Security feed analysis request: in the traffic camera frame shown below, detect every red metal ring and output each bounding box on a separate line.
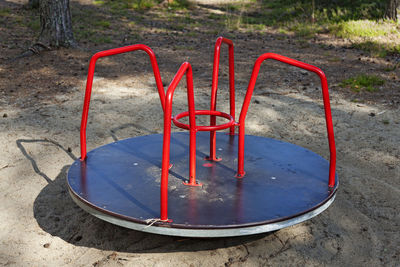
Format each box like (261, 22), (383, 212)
(172, 110), (235, 131)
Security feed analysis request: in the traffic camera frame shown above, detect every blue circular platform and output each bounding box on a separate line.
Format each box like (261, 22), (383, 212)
(67, 132), (338, 237)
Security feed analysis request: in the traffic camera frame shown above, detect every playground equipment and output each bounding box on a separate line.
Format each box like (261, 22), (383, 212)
(67, 37), (338, 237)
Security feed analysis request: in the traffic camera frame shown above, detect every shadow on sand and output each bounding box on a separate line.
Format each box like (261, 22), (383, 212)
(20, 136), (269, 253)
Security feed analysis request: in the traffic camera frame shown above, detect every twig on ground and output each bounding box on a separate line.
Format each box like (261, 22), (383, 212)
(0, 164), (9, 170)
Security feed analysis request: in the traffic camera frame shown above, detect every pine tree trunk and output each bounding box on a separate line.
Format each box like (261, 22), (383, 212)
(384, 0), (398, 21)
(38, 0), (77, 47)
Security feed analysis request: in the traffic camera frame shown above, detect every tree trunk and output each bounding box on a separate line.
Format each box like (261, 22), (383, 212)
(39, 0), (77, 47)
(384, 0), (398, 21)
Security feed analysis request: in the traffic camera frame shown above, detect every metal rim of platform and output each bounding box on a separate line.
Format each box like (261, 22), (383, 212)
(69, 189), (336, 237)
(67, 132), (338, 237)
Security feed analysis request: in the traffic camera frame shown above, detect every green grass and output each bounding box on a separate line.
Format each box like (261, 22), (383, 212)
(262, 0), (386, 23)
(327, 56), (341, 62)
(26, 19), (40, 31)
(69, 0), (399, 57)
(289, 23), (320, 38)
(72, 6), (116, 44)
(173, 45), (194, 50)
(383, 62), (400, 71)
(90, 36), (112, 44)
(94, 0), (192, 11)
(330, 20), (398, 38)
(167, 0), (193, 10)
(94, 0), (160, 11)
(209, 0), (399, 56)
(208, 13), (220, 20)
(75, 27), (113, 44)
(340, 74), (385, 92)
(352, 40), (400, 57)
(186, 31), (198, 37)
(93, 20), (111, 29)
(75, 28), (95, 40)
(0, 7), (11, 16)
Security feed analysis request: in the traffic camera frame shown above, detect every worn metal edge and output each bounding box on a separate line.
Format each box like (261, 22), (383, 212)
(69, 189), (336, 238)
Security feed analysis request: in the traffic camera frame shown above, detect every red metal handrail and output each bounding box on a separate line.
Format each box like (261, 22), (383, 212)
(209, 37), (235, 161)
(80, 44), (165, 160)
(237, 53), (336, 188)
(160, 62), (197, 221)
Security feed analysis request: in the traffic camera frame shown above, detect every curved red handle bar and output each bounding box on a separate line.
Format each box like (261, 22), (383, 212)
(210, 37), (235, 130)
(80, 44), (165, 160)
(237, 53), (337, 188)
(209, 37), (236, 160)
(160, 62), (196, 221)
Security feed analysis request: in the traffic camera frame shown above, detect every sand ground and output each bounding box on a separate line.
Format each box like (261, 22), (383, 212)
(0, 0), (399, 266)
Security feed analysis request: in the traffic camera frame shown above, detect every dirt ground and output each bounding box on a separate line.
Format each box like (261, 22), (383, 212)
(0, 0), (399, 266)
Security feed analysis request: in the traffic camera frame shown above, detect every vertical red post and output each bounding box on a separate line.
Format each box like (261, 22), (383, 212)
(186, 66), (198, 185)
(160, 97), (172, 221)
(209, 37), (235, 161)
(237, 53), (336, 188)
(228, 43), (235, 135)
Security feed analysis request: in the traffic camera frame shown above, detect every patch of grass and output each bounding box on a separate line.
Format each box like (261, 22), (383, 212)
(340, 74), (385, 92)
(93, 20), (111, 29)
(109, 7), (128, 16)
(75, 29), (96, 40)
(208, 13), (220, 20)
(217, 0), (397, 45)
(72, 6), (117, 44)
(290, 23), (319, 38)
(173, 24), (185, 31)
(327, 56), (341, 62)
(0, 7), (11, 16)
(90, 36), (112, 44)
(206, 29), (220, 35)
(224, 3), (240, 12)
(95, 0), (161, 11)
(278, 28), (290, 35)
(173, 45), (194, 50)
(75, 26), (112, 44)
(271, 0), (386, 22)
(296, 38), (310, 48)
(128, 21), (136, 28)
(186, 32), (198, 37)
(330, 20), (397, 38)
(14, 15), (24, 25)
(261, 1), (311, 25)
(182, 13), (195, 24)
(383, 62), (399, 72)
(167, 0), (194, 10)
(224, 16), (240, 31)
(250, 23), (266, 31)
(26, 19), (40, 31)
(352, 40), (400, 57)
